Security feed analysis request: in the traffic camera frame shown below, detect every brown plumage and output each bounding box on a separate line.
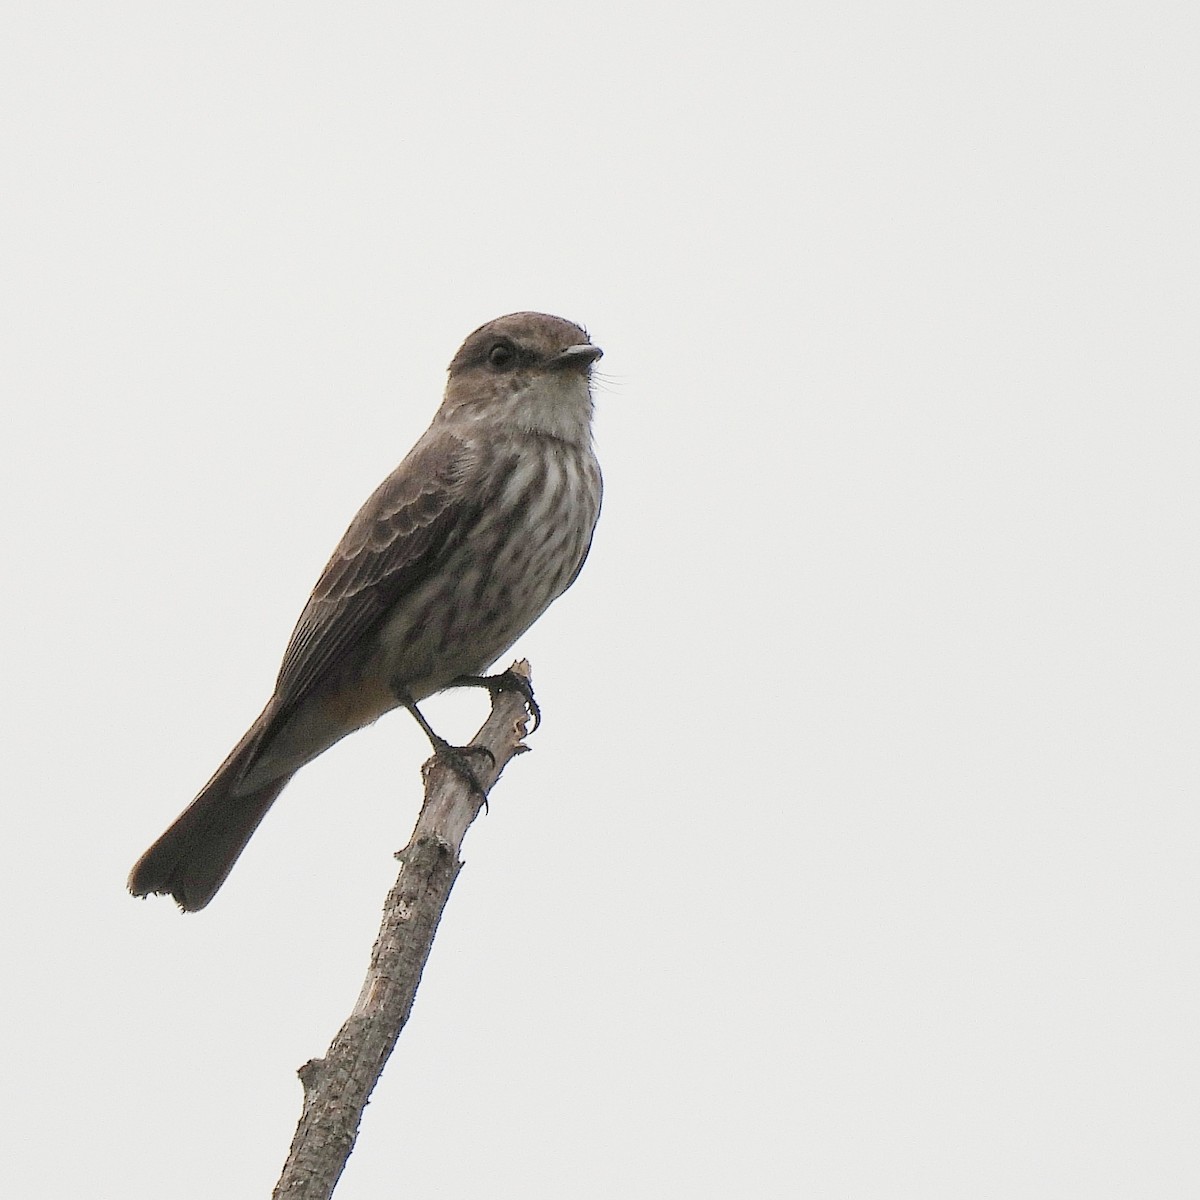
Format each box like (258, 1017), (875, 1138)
(129, 313), (603, 910)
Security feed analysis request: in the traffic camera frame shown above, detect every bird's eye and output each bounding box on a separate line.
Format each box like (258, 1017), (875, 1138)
(488, 342), (516, 369)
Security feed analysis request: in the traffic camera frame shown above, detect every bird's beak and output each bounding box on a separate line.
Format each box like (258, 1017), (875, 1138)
(548, 343), (603, 370)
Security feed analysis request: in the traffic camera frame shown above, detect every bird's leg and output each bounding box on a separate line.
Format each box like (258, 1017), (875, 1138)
(400, 696), (495, 803)
(448, 668), (542, 733)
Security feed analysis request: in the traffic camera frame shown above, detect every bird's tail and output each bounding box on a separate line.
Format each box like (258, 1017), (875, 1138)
(128, 711), (291, 912)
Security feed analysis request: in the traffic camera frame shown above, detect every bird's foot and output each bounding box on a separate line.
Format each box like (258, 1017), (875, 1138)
(427, 736), (496, 806)
(400, 695), (497, 807)
(451, 668), (541, 733)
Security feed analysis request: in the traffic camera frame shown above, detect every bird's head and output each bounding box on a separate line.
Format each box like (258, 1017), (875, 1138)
(442, 312), (603, 444)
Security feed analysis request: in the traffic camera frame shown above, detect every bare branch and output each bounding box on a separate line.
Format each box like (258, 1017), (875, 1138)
(273, 660), (536, 1200)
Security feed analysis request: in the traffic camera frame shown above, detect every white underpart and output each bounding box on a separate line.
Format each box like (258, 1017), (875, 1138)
(508, 368), (595, 444)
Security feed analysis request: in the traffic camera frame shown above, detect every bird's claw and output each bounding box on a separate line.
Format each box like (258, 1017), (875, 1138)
(451, 669), (541, 733)
(429, 738), (495, 807)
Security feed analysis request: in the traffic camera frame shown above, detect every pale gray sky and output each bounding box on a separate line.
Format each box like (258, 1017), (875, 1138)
(3, 3), (1197, 1197)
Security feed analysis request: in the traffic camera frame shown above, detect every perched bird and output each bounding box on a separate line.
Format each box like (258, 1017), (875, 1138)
(129, 312), (603, 911)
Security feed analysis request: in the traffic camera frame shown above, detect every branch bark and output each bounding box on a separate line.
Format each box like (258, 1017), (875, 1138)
(272, 660), (536, 1200)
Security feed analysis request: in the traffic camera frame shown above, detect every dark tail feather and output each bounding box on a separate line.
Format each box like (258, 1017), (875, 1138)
(129, 715), (291, 911)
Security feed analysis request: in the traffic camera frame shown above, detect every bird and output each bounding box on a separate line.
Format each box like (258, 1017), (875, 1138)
(129, 312), (603, 911)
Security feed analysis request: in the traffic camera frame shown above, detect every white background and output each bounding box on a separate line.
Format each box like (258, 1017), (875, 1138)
(2, 3), (1197, 1196)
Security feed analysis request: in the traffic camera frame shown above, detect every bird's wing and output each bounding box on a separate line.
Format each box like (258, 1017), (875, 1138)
(272, 429), (479, 712)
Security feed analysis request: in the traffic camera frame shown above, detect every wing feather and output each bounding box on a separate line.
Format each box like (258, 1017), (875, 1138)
(272, 429), (476, 711)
